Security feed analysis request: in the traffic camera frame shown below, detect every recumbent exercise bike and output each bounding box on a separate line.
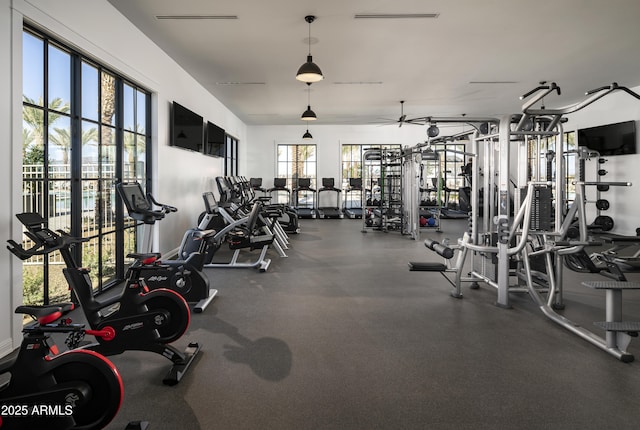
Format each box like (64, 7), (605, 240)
(115, 181), (217, 313)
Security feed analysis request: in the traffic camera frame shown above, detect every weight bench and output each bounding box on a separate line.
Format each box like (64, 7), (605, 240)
(409, 236), (468, 298)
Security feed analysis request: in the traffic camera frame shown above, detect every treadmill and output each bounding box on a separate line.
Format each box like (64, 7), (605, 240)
(343, 178), (363, 219)
(317, 178), (343, 219)
(294, 177), (317, 218)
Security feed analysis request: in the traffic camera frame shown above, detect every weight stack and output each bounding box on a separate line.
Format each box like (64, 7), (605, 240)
(523, 186), (553, 231)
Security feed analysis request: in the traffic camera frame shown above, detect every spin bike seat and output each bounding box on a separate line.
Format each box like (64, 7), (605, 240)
(128, 252), (162, 264)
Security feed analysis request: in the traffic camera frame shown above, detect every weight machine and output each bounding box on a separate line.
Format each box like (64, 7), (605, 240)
(412, 82), (640, 361)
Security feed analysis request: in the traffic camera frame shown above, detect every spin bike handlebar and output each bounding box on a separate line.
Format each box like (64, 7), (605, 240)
(7, 229), (87, 260)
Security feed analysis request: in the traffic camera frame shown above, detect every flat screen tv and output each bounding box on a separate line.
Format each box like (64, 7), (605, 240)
(205, 121), (226, 157)
(170, 102), (204, 152)
(578, 120), (637, 156)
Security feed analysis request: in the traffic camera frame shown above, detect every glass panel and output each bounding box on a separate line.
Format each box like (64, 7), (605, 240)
(22, 258), (44, 305)
(81, 62), (99, 121)
(47, 44), (71, 112)
(123, 131), (136, 179)
(49, 250), (71, 303)
(565, 131), (576, 205)
(23, 106), (45, 167)
(123, 83), (134, 131)
(101, 72), (117, 126)
(100, 179), (116, 231)
(82, 179), (99, 230)
(123, 226), (137, 257)
(101, 125), (116, 178)
(48, 115), (71, 177)
(277, 145), (291, 162)
(49, 181), (71, 225)
(101, 232), (117, 286)
(135, 134), (147, 178)
(136, 90), (146, 134)
(82, 120), (99, 178)
(23, 180), (45, 214)
(23, 32), (44, 105)
(82, 237), (101, 294)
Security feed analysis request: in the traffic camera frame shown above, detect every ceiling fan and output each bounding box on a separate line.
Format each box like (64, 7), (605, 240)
(377, 101), (422, 127)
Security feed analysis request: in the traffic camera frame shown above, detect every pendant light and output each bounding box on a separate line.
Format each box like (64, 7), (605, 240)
(296, 15), (324, 83)
(301, 83), (317, 121)
(302, 128), (313, 140)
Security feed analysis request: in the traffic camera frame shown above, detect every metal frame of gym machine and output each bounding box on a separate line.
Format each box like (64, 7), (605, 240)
(361, 145), (405, 233)
(403, 119), (495, 240)
(439, 82), (640, 361)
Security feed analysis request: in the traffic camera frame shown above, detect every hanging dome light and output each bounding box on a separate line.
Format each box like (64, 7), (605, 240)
(296, 16), (324, 83)
(302, 128), (313, 140)
(301, 106), (317, 121)
(301, 83), (317, 121)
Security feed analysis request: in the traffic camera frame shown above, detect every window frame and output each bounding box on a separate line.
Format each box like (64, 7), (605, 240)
(21, 25), (152, 305)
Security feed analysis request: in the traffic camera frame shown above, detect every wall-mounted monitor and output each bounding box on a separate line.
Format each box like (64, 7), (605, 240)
(205, 121), (226, 158)
(170, 101), (204, 152)
(578, 120), (637, 156)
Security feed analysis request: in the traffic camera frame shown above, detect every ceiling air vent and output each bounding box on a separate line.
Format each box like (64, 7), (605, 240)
(354, 13), (439, 19)
(156, 15), (238, 20)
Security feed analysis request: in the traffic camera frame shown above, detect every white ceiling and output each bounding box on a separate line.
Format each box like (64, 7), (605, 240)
(107, 0), (640, 126)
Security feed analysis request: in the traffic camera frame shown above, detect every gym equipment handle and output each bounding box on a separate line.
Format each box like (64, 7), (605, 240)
(424, 238), (454, 259)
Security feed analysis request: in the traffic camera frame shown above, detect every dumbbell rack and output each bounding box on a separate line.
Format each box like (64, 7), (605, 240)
(578, 151), (631, 232)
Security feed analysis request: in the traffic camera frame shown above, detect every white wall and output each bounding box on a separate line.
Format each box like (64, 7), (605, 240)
(246, 124), (433, 190)
(247, 91), (640, 236)
(1, 0), (246, 356)
(562, 87), (640, 235)
(1, 0), (19, 356)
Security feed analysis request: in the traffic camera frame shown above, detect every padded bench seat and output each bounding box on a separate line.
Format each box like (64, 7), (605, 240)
(408, 262), (448, 272)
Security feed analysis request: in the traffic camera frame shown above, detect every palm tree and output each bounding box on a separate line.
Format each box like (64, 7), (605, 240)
(293, 144), (315, 187)
(22, 96), (69, 163)
(101, 73), (116, 150)
(123, 124), (146, 177)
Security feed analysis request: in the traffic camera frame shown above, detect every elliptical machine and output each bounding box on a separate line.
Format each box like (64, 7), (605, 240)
(0, 302), (123, 429)
(115, 181), (217, 313)
(7, 212), (201, 386)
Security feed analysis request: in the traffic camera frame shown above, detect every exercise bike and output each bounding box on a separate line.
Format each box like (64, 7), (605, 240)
(116, 181), (217, 313)
(7, 212), (201, 386)
(0, 302), (123, 429)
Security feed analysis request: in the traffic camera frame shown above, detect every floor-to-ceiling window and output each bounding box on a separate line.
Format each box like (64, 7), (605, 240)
(276, 144), (316, 204)
(431, 143), (467, 207)
(341, 144), (363, 209)
(564, 131), (577, 209)
(21, 26), (151, 305)
(225, 134), (239, 176)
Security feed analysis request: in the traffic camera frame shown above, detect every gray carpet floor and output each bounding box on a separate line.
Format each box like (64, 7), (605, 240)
(103, 218), (640, 430)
